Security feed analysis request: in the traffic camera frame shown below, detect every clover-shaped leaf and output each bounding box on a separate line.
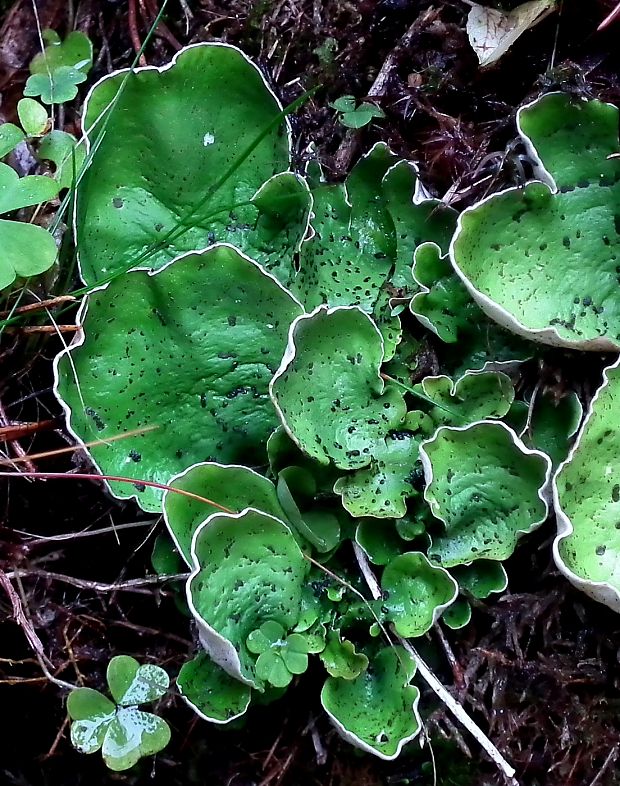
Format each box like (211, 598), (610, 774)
(421, 422), (551, 567)
(246, 620), (310, 688)
(0, 161), (58, 214)
(331, 95), (385, 128)
(67, 656), (170, 771)
(39, 130), (86, 190)
(30, 29), (93, 76)
(381, 552), (458, 637)
(553, 358), (620, 611)
(319, 630), (368, 679)
(106, 655), (169, 706)
(25, 66), (87, 105)
(177, 652), (251, 724)
(187, 509), (308, 687)
(0, 162), (59, 291)
(270, 306), (406, 471)
(0, 123), (25, 157)
(54, 245), (303, 512)
(321, 646), (420, 760)
(452, 93), (620, 350)
(0, 220), (58, 291)
(76, 43), (311, 286)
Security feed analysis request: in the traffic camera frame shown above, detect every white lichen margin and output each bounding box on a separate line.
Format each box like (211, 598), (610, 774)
(186, 506), (303, 688)
(552, 356), (620, 613)
(52, 243), (304, 512)
(449, 92), (620, 352)
(74, 41), (310, 283)
(352, 542), (520, 785)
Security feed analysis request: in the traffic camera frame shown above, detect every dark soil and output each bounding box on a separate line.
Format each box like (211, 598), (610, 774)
(1, 2), (620, 785)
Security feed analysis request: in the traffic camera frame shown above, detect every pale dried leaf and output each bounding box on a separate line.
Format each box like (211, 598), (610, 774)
(466, 1), (555, 67)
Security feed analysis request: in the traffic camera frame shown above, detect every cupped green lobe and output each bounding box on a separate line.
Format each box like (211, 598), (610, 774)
(106, 656), (169, 706)
(270, 306), (406, 471)
(381, 552), (457, 637)
(321, 646), (420, 760)
(77, 43), (310, 285)
(452, 94), (620, 349)
(422, 422), (550, 566)
(55, 245), (303, 512)
(164, 463), (286, 565)
(177, 653), (251, 723)
(554, 361), (620, 611)
(187, 509), (308, 687)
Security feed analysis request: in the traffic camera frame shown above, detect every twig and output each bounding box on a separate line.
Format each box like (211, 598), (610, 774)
(434, 623), (465, 690)
(2, 324), (81, 334)
(0, 420), (56, 441)
(0, 424), (158, 466)
(1, 570), (75, 690)
(0, 398), (35, 472)
(0, 295), (76, 318)
(352, 543), (520, 786)
(128, 0), (147, 65)
(598, 2), (620, 31)
(15, 519), (155, 544)
(5, 567), (188, 594)
(587, 745), (619, 786)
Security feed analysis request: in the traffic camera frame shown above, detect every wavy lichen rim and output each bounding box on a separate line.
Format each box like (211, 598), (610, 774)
(552, 355), (620, 612)
(390, 551), (460, 633)
(52, 242), (304, 512)
(162, 461), (273, 567)
(185, 506), (302, 688)
(419, 419), (553, 565)
(177, 671), (251, 726)
(75, 41), (307, 288)
(268, 304), (392, 468)
(319, 651), (422, 761)
(449, 92), (620, 352)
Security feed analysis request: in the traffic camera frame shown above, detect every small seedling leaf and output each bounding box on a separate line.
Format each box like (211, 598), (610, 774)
(17, 98), (48, 137)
